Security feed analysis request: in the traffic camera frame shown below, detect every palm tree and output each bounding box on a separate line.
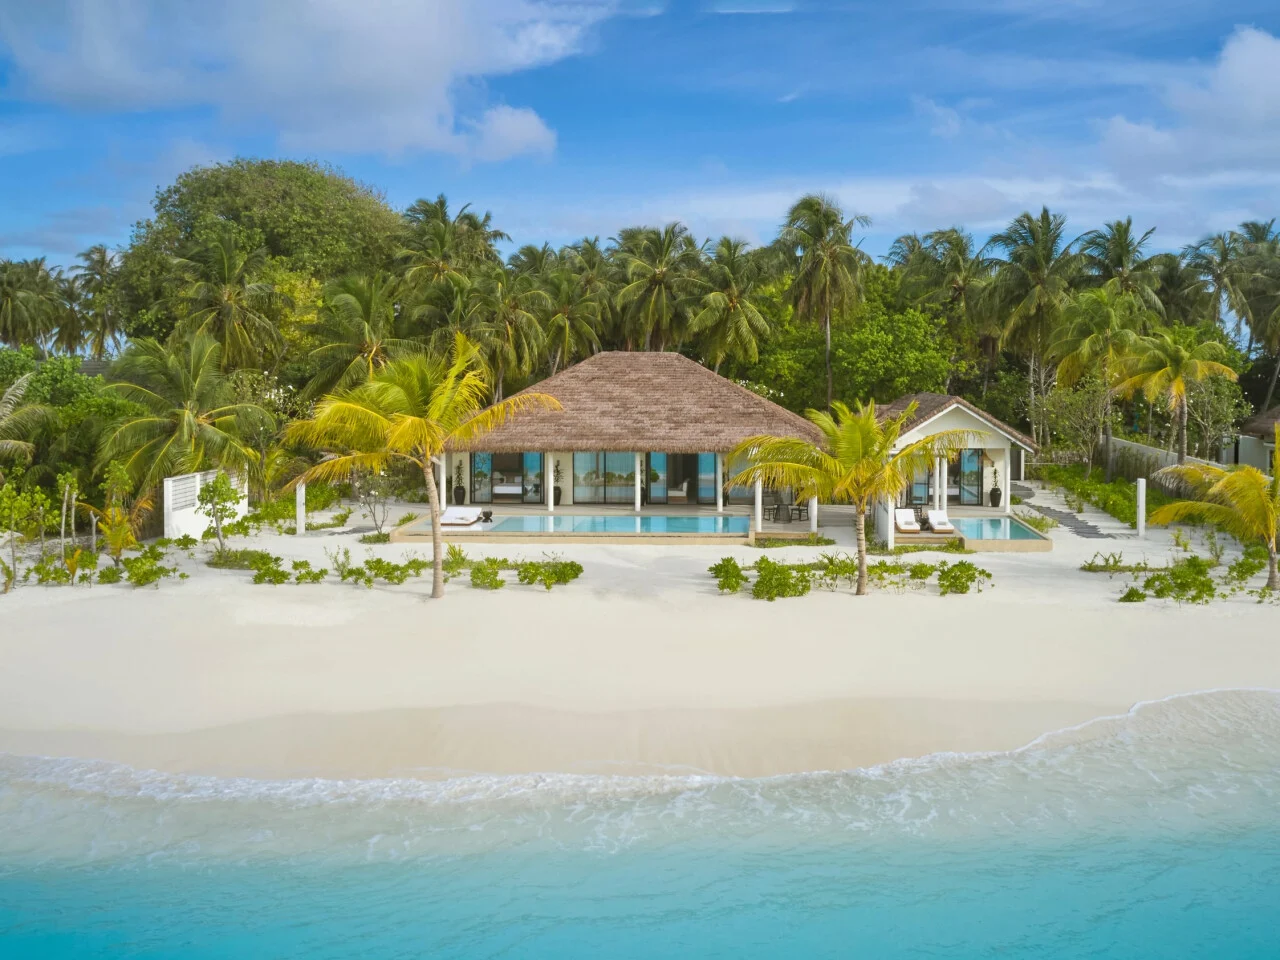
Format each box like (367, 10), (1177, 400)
(404, 195), (509, 269)
(99, 335), (274, 492)
(1113, 330), (1237, 463)
(0, 373), (54, 482)
(541, 271), (600, 375)
(304, 272), (420, 398)
(1150, 429), (1280, 589)
(615, 223), (703, 352)
(508, 243), (558, 278)
(728, 400), (972, 595)
(73, 244), (123, 359)
(468, 267), (549, 400)
(170, 228), (284, 369)
(1052, 282), (1146, 478)
(687, 237), (771, 371)
(987, 208), (1082, 443)
(1077, 218), (1164, 313)
(777, 195), (872, 408)
(1183, 233), (1247, 333)
(285, 335), (558, 597)
(0, 258), (59, 349)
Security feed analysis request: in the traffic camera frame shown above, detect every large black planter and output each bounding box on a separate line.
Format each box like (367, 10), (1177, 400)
(453, 485), (467, 506)
(989, 487), (1002, 508)
(554, 486), (563, 506)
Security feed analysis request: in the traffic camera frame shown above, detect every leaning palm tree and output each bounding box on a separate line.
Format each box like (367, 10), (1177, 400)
(1150, 429), (1280, 589)
(303, 272), (420, 398)
(1113, 330), (1237, 464)
(688, 237), (771, 372)
(728, 401), (972, 595)
(285, 335), (558, 598)
(169, 228), (285, 369)
(777, 195), (872, 408)
(99, 335), (274, 493)
(0, 373), (54, 483)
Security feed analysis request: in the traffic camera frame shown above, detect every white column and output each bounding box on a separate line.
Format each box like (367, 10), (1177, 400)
(1002, 454), (1011, 515)
(437, 456), (447, 506)
(634, 452), (642, 512)
(933, 457), (942, 509)
(546, 452), (554, 512)
(754, 478), (763, 533)
(809, 496), (818, 534)
(715, 453), (724, 513)
(1136, 478), (1146, 539)
(295, 482), (306, 536)
(939, 458), (949, 511)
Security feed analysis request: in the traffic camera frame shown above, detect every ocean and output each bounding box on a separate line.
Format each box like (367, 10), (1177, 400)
(1, 689), (1278, 959)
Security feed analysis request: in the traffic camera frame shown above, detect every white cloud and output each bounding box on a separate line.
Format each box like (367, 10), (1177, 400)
(912, 97), (962, 139)
(0, 0), (617, 160)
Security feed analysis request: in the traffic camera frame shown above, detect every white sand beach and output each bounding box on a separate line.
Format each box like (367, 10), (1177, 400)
(2, 491), (1278, 780)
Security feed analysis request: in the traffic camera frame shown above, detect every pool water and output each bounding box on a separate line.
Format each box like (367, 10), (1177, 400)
(950, 516), (1043, 540)
(487, 514), (751, 535)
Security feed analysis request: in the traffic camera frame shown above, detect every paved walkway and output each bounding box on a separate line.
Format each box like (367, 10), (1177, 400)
(1012, 482), (1117, 540)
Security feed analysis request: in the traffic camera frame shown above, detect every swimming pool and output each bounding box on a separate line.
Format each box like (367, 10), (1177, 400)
(950, 516), (1044, 540)
(486, 514), (751, 535)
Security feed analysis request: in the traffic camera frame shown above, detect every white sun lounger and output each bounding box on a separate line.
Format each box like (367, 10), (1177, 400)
(926, 509), (956, 534)
(894, 509), (921, 534)
(440, 507), (483, 526)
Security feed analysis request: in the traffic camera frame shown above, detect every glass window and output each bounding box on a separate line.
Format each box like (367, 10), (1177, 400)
(522, 452), (543, 503)
(470, 453), (492, 503)
(573, 452), (603, 504)
(647, 453), (667, 504)
(726, 453), (752, 504)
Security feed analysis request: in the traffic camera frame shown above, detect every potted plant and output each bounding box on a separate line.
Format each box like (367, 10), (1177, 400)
(989, 467), (1002, 508)
(453, 462), (466, 506)
(553, 459), (564, 506)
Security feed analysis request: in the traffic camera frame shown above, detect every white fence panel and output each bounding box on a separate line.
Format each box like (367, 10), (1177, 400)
(162, 470), (248, 539)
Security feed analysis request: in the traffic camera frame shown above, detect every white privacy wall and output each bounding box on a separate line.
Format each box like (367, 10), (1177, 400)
(162, 470), (248, 539)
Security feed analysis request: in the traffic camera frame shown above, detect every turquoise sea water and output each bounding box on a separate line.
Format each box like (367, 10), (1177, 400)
(2, 690), (1279, 959)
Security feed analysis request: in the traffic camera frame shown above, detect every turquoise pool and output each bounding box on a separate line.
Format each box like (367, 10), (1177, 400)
(487, 514), (751, 535)
(950, 516), (1044, 540)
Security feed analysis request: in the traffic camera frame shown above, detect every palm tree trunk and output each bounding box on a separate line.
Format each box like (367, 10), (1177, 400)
(824, 306), (834, 409)
(1177, 399), (1189, 464)
(1262, 356), (1280, 414)
(423, 459), (445, 599)
(494, 364), (505, 403)
(60, 486), (68, 560)
(854, 508), (868, 596)
(1028, 355), (1037, 446)
(1268, 544), (1279, 591)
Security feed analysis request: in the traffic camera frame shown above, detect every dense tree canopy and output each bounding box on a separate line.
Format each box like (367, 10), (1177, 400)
(0, 155), (1275, 518)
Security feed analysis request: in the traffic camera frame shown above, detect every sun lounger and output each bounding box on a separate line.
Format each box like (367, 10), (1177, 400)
(926, 509), (955, 534)
(440, 507), (483, 526)
(894, 509), (921, 534)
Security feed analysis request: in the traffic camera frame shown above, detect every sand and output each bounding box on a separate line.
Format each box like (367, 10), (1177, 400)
(2, 490), (1278, 780)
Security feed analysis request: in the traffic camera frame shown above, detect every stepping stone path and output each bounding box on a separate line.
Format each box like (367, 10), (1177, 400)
(1011, 482), (1115, 540)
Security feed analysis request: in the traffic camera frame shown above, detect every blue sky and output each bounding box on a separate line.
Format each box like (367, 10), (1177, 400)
(2, 0), (1279, 265)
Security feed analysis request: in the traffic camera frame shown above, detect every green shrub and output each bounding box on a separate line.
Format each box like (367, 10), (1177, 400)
(121, 545), (179, 588)
(1036, 464), (1173, 528)
(516, 558), (584, 590)
(364, 557), (412, 584)
(815, 552), (859, 589)
(470, 559), (505, 590)
(27, 553), (71, 585)
(324, 546), (354, 578)
(1142, 555), (1216, 604)
(1118, 586), (1147, 603)
(291, 560), (328, 584)
(1225, 544), (1268, 587)
(395, 511), (420, 527)
(907, 562), (936, 581)
(709, 556), (747, 593)
(359, 531), (391, 544)
(1080, 551), (1149, 575)
(307, 507), (352, 531)
(173, 534), (198, 552)
(1014, 510), (1057, 533)
(305, 482), (341, 511)
(936, 560), (992, 596)
(751, 556), (811, 601)
(443, 544), (469, 575)
(208, 548), (278, 570)
(97, 565), (122, 584)
(750, 534), (836, 549)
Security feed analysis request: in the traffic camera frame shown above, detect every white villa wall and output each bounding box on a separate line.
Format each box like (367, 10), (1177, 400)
(162, 470), (247, 539)
(1223, 435), (1273, 473)
(895, 406), (1017, 511)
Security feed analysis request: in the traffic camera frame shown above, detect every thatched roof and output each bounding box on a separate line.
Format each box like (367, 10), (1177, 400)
(878, 392), (1038, 451)
(450, 352), (823, 453)
(1241, 405), (1280, 439)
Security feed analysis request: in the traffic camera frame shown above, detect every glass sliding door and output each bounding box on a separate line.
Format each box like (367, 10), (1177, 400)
(604, 452), (635, 503)
(647, 453), (668, 504)
(470, 453), (493, 503)
(573, 452), (602, 503)
(958, 449), (982, 505)
(697, 453), (717, 504)
(522, 452), (544, 503)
